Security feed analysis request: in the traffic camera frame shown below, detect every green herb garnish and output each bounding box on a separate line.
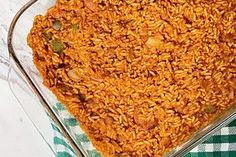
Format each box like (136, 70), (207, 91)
(43, 31), (52, 40)
(51, 39), (64, 53)
(72, 24), (79, 31)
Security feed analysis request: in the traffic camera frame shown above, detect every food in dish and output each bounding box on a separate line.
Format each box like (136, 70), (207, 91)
(27, 0), (236, 156)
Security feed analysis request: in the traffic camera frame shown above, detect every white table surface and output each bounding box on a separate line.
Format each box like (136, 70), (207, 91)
(0, 0), (54, 156)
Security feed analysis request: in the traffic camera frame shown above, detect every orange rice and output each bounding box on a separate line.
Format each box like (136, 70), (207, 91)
(27, 0), (236, 156)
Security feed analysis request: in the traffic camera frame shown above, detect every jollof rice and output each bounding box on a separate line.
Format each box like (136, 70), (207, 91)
(27, 0), (236, 156)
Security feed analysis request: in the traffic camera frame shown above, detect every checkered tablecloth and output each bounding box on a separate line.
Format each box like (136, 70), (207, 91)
(50, 103), (236, 157)
(186, 120), (236, 157)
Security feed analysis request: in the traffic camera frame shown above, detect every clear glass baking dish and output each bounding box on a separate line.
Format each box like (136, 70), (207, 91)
(5, 0), (236, 156)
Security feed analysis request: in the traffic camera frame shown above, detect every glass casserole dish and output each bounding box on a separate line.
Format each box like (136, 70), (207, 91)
(5, 0), (236, 156)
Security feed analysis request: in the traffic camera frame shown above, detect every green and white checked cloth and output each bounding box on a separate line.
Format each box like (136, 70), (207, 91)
(50, 103), (236, 157)
(51, 103), (101, 157)
(186, 120), (236, 157)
